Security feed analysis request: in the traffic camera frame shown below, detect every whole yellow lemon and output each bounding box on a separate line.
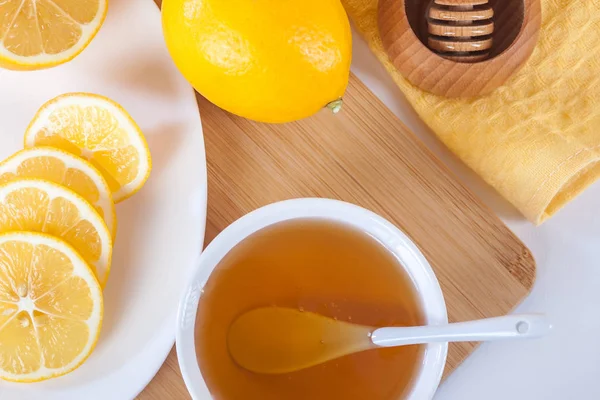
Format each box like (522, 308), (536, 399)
(162, 0), (352, 123)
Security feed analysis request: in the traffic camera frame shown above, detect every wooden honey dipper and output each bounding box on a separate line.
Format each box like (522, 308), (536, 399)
(427, 0), (495, 63)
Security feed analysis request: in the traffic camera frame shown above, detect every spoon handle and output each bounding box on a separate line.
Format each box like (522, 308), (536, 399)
(371, 314), (551, 347)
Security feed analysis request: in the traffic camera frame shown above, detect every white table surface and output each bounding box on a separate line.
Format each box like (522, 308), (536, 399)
(350, 29), (600, 400)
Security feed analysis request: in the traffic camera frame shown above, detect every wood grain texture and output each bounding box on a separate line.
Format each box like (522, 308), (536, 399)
(379, 0), (541, 97)
(138, 72), (535, 398)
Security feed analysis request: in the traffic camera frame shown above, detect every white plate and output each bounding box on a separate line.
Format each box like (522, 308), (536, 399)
(0, 0), (206, 398)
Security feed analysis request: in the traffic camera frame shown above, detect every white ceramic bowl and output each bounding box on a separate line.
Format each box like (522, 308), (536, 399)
(176, 198), (448, 400)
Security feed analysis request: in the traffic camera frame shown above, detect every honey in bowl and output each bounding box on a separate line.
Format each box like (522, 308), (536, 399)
(195, 218), (426, 400)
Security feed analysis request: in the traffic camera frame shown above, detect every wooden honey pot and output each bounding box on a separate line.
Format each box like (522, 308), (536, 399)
(378, 0), (542, 97)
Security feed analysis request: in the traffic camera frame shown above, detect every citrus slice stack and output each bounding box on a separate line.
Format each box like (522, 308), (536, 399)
(0, 92), (151, 382)
(24, 93), (152, 202)
(0, 147), (116, 238)
(0, 0), (108, 70)
(0, 179), (112, 286)
(0, 232), (103, 382)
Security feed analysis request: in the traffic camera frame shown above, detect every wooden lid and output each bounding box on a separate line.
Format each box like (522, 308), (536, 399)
(378, 0), (541, 97)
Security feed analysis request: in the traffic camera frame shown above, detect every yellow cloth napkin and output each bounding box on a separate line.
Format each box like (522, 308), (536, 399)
(342, 0), (600, 224)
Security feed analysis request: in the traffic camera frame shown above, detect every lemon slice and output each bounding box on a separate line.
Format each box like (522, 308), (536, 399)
(0, 147), (116, 238)
(0, 232), (103, 382)
(0, 179), (112, 286)
(24, 93), (152, 202)
(0, 0), (108, 70)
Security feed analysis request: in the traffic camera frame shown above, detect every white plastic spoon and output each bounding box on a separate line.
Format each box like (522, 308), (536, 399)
(228, 306), (551, 374)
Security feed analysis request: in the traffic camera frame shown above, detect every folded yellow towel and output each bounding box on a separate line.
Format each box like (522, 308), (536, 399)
(342, 0), (600, 224)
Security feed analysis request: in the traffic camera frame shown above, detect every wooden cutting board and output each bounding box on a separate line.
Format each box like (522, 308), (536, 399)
(138, 71), (535, 399)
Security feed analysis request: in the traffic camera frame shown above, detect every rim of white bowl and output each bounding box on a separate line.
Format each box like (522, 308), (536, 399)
(176, 198), (448, 400)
